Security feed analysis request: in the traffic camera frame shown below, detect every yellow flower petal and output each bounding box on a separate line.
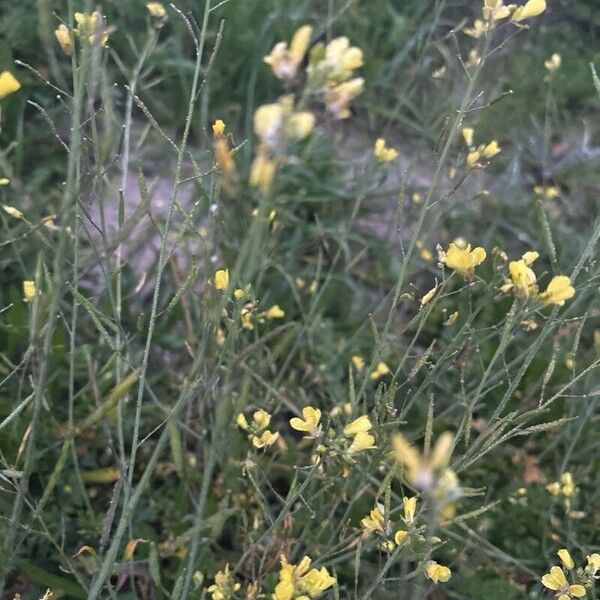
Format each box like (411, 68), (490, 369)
(0, 71), (21, 100)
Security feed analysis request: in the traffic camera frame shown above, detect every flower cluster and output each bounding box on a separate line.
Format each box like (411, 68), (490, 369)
(360, 495), (418, 550)
(462, 127), (501, 168)
(272, 555), (336, 600)
(236, 409), (279, 449)
(55, 11), (109, 55)
(439, 239), (487, 280)
(541, 549), (600, 600)
(207, 564), (241, 600)
(464, 0), (546, 39)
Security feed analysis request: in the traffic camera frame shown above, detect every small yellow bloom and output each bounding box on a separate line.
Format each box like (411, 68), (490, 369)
(403, 496), (417, 524)
(360, 505), (385, 535)
(0, 178), (9, 185)
(440, 240), (486, 280)
(585, 553), (600, 576)
(369, 361), (390, 380)
(394, 529), (408, 544)
(462, 127), (475, 147)
(233, 288), (245, 300)
(483, 0), (511, 22)
(301, 567), (336, 597)
(538, 276), (575, 306)
(425, 561), (451, 584)
(374, 138), (399, 162)
(23, 280), (36, 302)
(0, 71), (21, 100)
(75, 11), (109, 46)
(213, 268), (229, 290)
(264, 304), (285, 319)
(252, 409), (271, 430)
(236, 413), (249, 430)
(290, 406), (322, 437)
(324, 78), (364, 119)
(212, 119), (226, 137)
(464, 19), (488, 38)
(351, 355), (364, 371)
(482, 140), (501, 158)
(348, 431), (376, 453)
(249, 150), (277, 195)
(534, 185), (560, 199)
(241, 306), (254, 330)
(207, 564), (241, 600)
(251, 430), (279, 449)
(545, 53), (562, 72)
(54, 24), (74, 55)
(508, 253), (538, 298)
(2, 204), (23, 219)
(557, 549), (575, 570)
(146, 2), (167, 18)
(264, 25), (313, 80)
(560, 472), (575, 498)
(466, 149), (481, 167)
(343, 415), (372, 437)
(512, 0), (547, 22)
(546, 481), (561, 496)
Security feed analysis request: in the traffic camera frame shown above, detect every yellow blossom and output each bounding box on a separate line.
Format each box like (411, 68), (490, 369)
(512, 0), (547, 22)
(0, 178), (9, 185)
(585, 554), (600, 576)
(545, 53), (562, 72)
(212, 119), (226, 137)
(343, 415), (372, 437)
(348, 431), (376, 453)
(560, 472), (575, 497)
(146, 2), (167, 18)
(74, 11), (109, 46)
(351, 355), (364, 371)
(252, 409), (271, 430)
(483, 0), (511, 22)
(233, 288), (245, 300)
(290, 406), (322, 437)
(236, 413), (249, 430)
(466, 150), (481, 167)
(54, 24), (74, 55)
(241, 306), (254, 330)
(402, 496), (417, 524)
(394, 529), (408, 544)
(252, 430), (279, 449)
(264, 25), (313, 80)
(374, 138), (399, 162)
(23, 280), (36, 302)
(249, 150), (277, 194)
(482, 140), (501, 158)
(508, 252), (538, 298)
(369, 361), (390, 380)
(440, 240), (486, 279)
(425, 561), (451, 584)
(464, 19), (488, 38)
(360, 505), (385, 535)
(462, 127), (474, 147)
(324, 78), (364, 119)
(315, 36), (364, 84)
(534, 185), (560, 199)
(557, 549), (574, 570)
(538, 276), (575, 306)
(301, 567), (336, 597)
(0, 71), (21, 100)
(207, 564), (241, 600)
(541, 566), (585, 598)
(2, 204), (23, 219)
(264, 304), (285, 319)
(213, 268), (229, 290)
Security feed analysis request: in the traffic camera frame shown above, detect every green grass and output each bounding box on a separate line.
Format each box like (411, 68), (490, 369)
(1, 1), (599, 599)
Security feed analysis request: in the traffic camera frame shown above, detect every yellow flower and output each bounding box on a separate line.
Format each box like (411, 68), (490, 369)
(541, 566), (585, 598)
(249, 150), (277, 195)
(374, 138), (399, 162)
(233, 288), (245, 300)
(23, 280), (36, 302)
(560, 472), (575, 498)
(207, 564), (241, 600)
(264, 25), (313, 80)
(236, 413), (249, 430)
(54, 24), (74, 55)
(348, 431), (376, 453)
(394, 529), (408, 544)
(425, 561), (451, 584)
(361, 505), (385, 535)
(252, 409), (271, 430)
(241, 306), (254, 330)
(508, 252), (538, 298)
(539, 276), (575, 306)
(482, 140), (501, 158)
(440, 240), (486, 280)
(343, 415), (372, 437)
(324, 78), (364, 119)
(75, 11), (109, 46)
(0, 71), (21, 100)
(2, 204), (23, 219)
(534, 185), (560, 199)
(301, 567), (336, 597)
(264, 304), (285, 319)
(213, 268), (229, 290)
(466, 149), (481, 167)
(585, 554), (600, 576)
(146, 2), (167, 18)
(402, 496), (417, 524)
(351, 355), (364, 371)
(546, 481), (561, 496)
(314, 36), (364, 84)
(557, 549), (575, 570)
(0, 178), (9, 185)
(369, 361), (390, 380)
(212, 119), (226, 137)
(545, 53), (562, 72)
(290, 406), (322, 437)
(464, 19), (488, 38)
(512, 0), (547, 22)
(462, 127), (475, 147)
(483, 0), (511, 22)
(252, 430), (279, 449)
